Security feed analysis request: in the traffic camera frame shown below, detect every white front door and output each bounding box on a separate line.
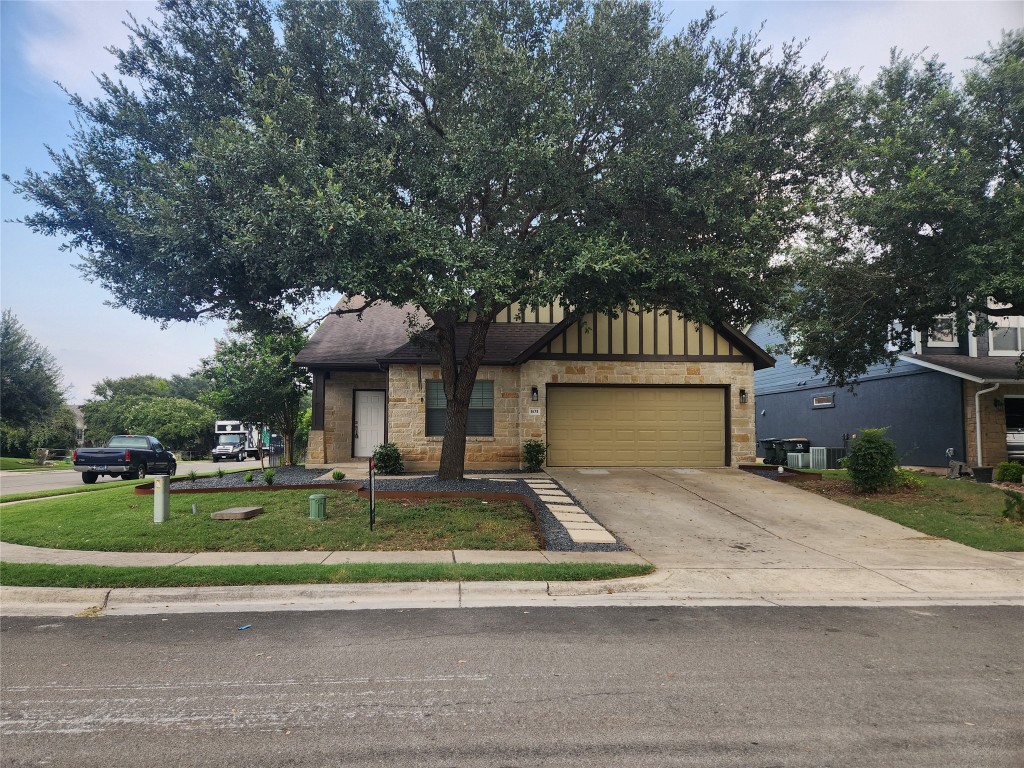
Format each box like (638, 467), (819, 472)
(353, 390), (386, 457)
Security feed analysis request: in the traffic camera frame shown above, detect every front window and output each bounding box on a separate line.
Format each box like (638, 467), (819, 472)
(426, 380), (494, 436)
(217, 434), (243, 446)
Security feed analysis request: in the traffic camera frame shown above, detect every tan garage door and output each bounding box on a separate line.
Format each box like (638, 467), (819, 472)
(546, 386), (726, 467)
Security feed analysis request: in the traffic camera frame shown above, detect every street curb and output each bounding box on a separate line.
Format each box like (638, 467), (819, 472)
(1, 581), (1021, 617)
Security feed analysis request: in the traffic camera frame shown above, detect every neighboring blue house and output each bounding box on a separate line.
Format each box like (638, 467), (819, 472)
(747, 315), (1024, 468)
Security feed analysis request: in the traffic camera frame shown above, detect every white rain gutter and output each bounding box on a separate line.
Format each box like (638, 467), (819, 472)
(975, 382), (1000, 466)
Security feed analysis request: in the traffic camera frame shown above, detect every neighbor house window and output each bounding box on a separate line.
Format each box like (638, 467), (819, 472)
(425, 380), (494, 436)
(989, 314), (1023, 355)
(927, 315), (958, 347)
(812, 394), (835, 409)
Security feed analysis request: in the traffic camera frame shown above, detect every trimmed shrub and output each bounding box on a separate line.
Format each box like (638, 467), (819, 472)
(331, 469), (346, 482)
(373, 442), (404, 475)
(245, 472), (253, 483)
(846, 428), (899, 493)
(522, 440), (547, 472)
(995, 461), (1023, 484)
(263, 469), (276, 486)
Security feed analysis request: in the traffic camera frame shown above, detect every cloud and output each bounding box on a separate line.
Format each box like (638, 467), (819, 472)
(788, 1), (1024, 79)
(18, 0), (158, 98)
(688, 1), (1024, 80)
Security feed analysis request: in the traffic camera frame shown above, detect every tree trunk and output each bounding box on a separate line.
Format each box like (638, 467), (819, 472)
(436, 313), (492, 481)
(283, 431), (294, 466)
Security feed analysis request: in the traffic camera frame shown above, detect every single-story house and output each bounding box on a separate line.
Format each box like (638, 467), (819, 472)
(746, 314), (1024, 468)
(297, 299), (775, 470)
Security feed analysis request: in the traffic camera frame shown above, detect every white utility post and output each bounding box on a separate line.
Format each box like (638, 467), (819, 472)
(153, 475), (170, 523)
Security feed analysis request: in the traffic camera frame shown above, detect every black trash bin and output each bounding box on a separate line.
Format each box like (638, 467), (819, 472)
(759, 438), (783, 465)
(780, 438), (812, 468)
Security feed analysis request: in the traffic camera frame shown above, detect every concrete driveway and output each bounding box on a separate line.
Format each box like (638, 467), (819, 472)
(546, 467), (1024, 601)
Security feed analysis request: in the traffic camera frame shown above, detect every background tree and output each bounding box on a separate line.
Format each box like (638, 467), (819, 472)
(777, 31), (1024, 384)
(167, 373), (213, 402)
(199, 321), (310, 465)
(0, 310), (67, 457)
(90, 375), (170, 401)
(9, 0), (830, 478)
(81, 374), (215, 451)
(30, 404), (79, 457)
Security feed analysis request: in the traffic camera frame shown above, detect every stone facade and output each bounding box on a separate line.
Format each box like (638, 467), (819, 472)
(963, 381), (1024, 467)
(384, 359), (757, 470)
(306, 371), (387, 464)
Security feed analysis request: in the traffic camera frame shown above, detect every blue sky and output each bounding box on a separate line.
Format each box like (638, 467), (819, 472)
(2, 0), (1022, 403)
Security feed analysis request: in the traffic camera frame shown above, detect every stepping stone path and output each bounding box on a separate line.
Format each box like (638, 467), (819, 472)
(522, 479), (617, 545)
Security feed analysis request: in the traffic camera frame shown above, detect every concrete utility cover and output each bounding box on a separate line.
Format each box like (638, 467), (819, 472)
(211, 506), (264, 520)
(576, 469), (610, 475)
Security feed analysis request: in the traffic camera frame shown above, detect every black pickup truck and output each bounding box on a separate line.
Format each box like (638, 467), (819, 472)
(73, 435), (177, 484)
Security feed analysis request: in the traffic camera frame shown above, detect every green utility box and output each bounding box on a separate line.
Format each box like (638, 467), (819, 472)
(309, 493), (327, 521)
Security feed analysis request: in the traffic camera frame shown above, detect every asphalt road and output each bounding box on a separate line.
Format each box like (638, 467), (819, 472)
(0, 461), (250, 494)
(2, 606), (1020, 767)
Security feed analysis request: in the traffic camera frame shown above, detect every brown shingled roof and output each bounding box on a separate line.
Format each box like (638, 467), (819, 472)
(294, 298), (427, 370)
(381, 323), (560, 365)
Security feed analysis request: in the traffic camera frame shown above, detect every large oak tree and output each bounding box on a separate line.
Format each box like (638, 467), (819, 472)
(777, 31), (1024, 384)
(9, 0), (829, 478)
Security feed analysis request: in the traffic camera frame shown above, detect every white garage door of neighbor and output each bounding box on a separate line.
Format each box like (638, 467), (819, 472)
(546, 386), (726, 467)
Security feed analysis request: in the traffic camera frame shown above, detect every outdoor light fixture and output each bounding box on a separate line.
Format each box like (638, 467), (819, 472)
(994, 398), (1004, 410)
(531, 386), (539, 401)
(739, 388), (748, 404)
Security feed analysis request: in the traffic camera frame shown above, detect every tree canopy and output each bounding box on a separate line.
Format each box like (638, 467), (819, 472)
(0, 310), (69, 456)
(777, 31), (1024, 384)
(9, 0), (830, 477)
(81, 375), (215, 450)
(199, 321), (310, 464)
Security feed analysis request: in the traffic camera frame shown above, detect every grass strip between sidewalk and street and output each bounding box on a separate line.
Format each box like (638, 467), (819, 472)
(0, 561), (654, 588)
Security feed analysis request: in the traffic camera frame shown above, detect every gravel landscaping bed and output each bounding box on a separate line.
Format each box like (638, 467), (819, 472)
(172, 467), (626, 552)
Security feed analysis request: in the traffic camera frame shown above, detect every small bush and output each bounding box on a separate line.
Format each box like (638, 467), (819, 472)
(995, 461), (1023, 484)
(331, 469), (346, 482)
(895, 467), (925, 490)
(263, 469), (276, 486)
(216, 467), (225, 479)
(187, 470), (199, 483)
(846, 428), (899, 493)
(245, 472), (253, 483)
(1003, 490), (1024, 522)
(522, 439), (547, 472)
(373, 442), (404, 475)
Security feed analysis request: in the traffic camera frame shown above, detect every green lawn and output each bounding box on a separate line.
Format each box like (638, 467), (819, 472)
(0, 469), (245, 503)
(791, 470), (1024, 551)
(0, 484), (541, 552)
(0, 457), (73, 471)
(0, 561), (652, 588)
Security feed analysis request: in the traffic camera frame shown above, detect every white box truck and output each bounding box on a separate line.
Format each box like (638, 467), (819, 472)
(212, 421), (262, 462)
